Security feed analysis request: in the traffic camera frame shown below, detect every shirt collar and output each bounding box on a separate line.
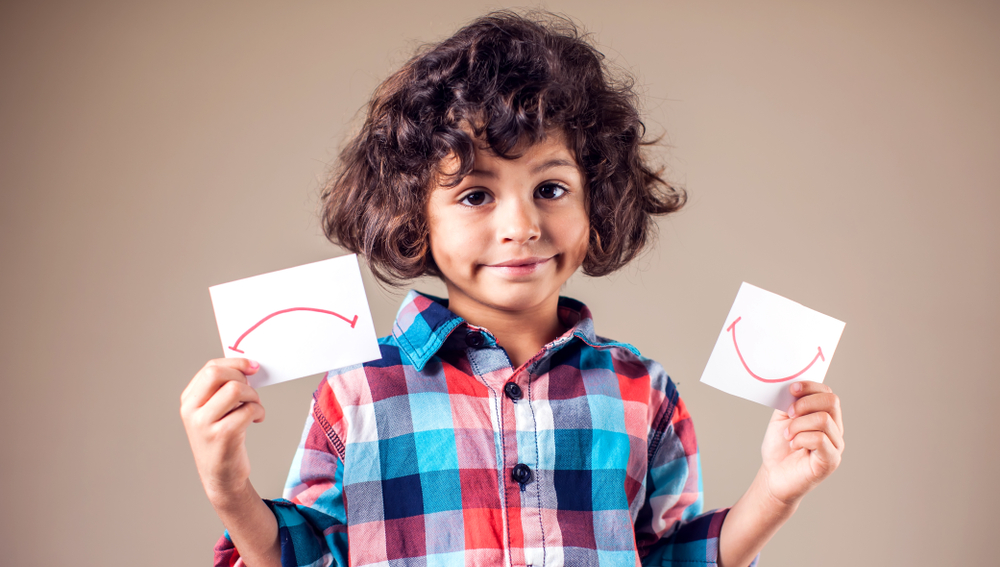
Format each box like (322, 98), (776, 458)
(391, 290), (639, 372)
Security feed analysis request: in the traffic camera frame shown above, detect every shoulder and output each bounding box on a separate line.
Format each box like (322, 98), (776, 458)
(556, 295), (676, 399)
(308, 334), (418, 452)
(312, 334), (411, 410)
(579, 336), (687, 441)
(571, 338), (691, 464)
(612, 350), (698, 460)
(579, 334), (678, 402)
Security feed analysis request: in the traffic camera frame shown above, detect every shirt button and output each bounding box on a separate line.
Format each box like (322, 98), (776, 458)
(504, 382), (523, 401)
(511, 463), (532, 485)
(465, 331), (485, 348)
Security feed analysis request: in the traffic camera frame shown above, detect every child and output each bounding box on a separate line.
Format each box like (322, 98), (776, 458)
(181, 10), (845, 567)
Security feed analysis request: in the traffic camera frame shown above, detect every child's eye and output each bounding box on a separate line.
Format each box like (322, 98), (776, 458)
(535, 183), (568, 200)
(460, 191), (493, 207)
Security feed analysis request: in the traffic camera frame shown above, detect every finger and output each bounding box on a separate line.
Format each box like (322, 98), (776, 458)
(787, 390), (843, 434)
(788, 431), (842, 471)
(208, 357), (260, 375)
(208, 402), (267, 446)
(785, 411), (844, 451)
(789, 380), (832, 399)
(181, 357), (258, 404)
(198, 380), (263, 425)
(181, 358), (259, 410)
(215, 401), (267, 435)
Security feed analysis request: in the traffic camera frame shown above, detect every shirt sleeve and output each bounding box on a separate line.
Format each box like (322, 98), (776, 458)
(213, 396), (349, 567)
(636, 388), (759, 567)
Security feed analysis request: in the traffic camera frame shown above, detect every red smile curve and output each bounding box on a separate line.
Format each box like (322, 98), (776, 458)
(727, 316), (824, 383)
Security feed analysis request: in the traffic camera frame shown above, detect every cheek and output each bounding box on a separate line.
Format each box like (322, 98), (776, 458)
(427, 224), (452, 267)
(427, 215), (479, 274)
(426, 209), (449, 271)
(427, 199), (456, 261)
(572, 222), (590, 261)
(556, 211), (591, 263)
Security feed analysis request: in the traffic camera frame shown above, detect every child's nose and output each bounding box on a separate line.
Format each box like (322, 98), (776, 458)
(497, 198), (541, 244)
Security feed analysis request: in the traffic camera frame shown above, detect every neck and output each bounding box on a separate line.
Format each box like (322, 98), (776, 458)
(443, 288), (565, 370)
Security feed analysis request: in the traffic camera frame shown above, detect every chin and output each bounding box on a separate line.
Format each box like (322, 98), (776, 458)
(487, 285), (559, 312)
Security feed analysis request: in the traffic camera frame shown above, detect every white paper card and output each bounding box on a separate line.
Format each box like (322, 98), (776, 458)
(700, 282), (845, 411)
(209, 254), (381, 388)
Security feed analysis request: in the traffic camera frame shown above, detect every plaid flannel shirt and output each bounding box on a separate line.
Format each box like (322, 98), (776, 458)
(215, 290), (753, 567)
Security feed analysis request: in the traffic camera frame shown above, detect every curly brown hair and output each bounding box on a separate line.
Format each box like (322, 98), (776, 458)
(320, 9), (685, 286)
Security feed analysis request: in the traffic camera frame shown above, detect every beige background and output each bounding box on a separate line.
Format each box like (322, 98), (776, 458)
(1, 1), (997, 565)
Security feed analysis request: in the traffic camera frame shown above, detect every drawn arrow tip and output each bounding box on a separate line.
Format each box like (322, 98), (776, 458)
(726, 316), (742, 333)
(350, 315), (358, 328)
(817, 346), (825, 361)
(228, 346), (244, 354)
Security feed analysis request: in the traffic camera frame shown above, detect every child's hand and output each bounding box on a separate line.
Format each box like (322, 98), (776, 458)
(180, 358), (265, 504)
(759, 380), (845, 506)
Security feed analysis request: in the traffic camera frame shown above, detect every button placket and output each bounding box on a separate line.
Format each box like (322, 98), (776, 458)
(504, 369), (545, 556)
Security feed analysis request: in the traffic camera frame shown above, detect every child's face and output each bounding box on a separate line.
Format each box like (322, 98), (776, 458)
(426, 132), (589, 319)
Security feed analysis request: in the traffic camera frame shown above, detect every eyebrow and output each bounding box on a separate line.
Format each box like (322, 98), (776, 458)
(469, 158), (578, 179)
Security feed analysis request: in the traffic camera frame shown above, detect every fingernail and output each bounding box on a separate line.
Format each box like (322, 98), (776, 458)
(787, 405), (796, 418)
(792, 382), (802, 393)
(249, 360), (259, 369)
(783, 427), (790, 439)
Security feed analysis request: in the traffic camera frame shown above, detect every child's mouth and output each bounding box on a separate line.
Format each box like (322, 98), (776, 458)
(485, 256), (553, 276)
